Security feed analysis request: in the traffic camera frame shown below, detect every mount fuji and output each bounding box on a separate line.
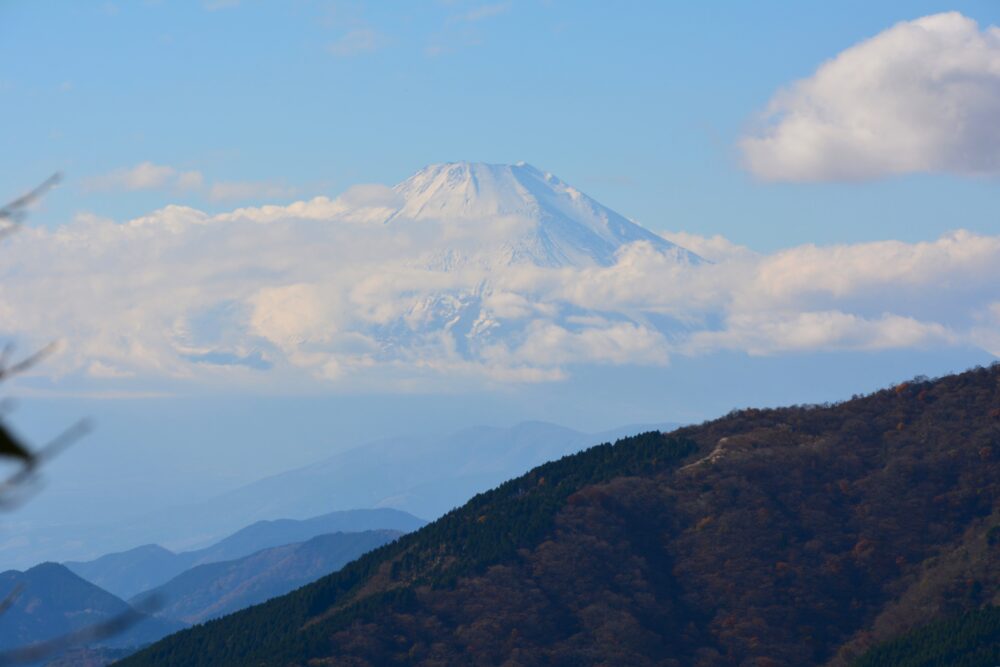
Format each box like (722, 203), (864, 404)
(380, 162), (700, 268)
(313, 161), (702, 368)
(19, 161), (705, 385)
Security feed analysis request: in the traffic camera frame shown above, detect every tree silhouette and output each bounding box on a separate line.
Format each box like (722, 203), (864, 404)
(0, 176), (159, 665)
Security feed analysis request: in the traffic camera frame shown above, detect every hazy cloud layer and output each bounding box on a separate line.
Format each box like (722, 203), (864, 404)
(741, 12), (1000, 181)
(204, 0), (240, 9)
(83, 162), (203, 192)
(84, 162), (295, 202)
(459, 3), (510, 23)
(328, 28), (386, 57)
(1, 197), (997, 391)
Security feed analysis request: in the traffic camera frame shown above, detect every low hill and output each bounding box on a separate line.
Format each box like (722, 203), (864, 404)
(65, 508), (424, 599)
(131, 530), (402, 625)
(120, 365), (1000, 666)
(0, 563), (181, 656)
(39, 646), (134, 666)
(188, 509), (421, 565)
(63, 545), (182, 604)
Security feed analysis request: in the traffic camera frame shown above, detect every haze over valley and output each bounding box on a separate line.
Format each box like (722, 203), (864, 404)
(1, 3), (999, 665)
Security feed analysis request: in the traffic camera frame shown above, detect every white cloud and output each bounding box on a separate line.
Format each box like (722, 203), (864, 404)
(659, 231), (756, 263)
(1, 187), (997, 391)
(175, 170), (205, 191)
(686, 311), (955, 356)
(426, 2), (511, 56)
(329, 28), (385, 57)
(249, 284), (341, 350)
(460, 3), (510, 23)
(84, 163), (295, 202)
(487, 320), (670, 367)
(84, 162), (177, 192)
(88, 360), (135, 379)
(204, 0), (239, 10)
(741, 12), (1000, 181)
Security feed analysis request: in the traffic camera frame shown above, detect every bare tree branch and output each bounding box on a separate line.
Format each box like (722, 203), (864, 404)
(0, 420), (91, 509)
(0, 175), (148, 664)
(0, 173), (61, 239)
(0, 585), (22, 618)
(0, 342), (60, 383)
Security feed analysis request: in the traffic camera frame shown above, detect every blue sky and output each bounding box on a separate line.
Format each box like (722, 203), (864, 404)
(1, 2), (1000, 556)
(3, 0), (999, 248)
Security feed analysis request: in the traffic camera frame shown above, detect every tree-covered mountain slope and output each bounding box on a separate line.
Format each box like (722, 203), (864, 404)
(120, 365), (1000, 666)
(853, 605), (1000, 667)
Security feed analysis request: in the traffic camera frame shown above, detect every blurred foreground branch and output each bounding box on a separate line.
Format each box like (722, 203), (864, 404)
(0, 176), (151, 664)
(0, 173), (60, 240)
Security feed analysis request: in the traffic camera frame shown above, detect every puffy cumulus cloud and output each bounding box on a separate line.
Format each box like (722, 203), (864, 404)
(490, 320), (670, 367)
(250, 284), (336, 349)
(551, 231), (1000, 356)
(0, 192), (998, 392)
(738, 232), (1000, 311)
(659, 231), (756, 263)
(544, 241), (738, 318)
(209, 185), (404, 225)
(741, 12), (1000, 181)
(686, 311), (955, 356)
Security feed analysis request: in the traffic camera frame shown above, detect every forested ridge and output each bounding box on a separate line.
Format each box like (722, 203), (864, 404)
(119, 365), (1000, 666)
(854, 606), (1000, 667)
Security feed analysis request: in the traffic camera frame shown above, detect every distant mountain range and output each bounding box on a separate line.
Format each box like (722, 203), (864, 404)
(0, 510), (422, 664)
(21, 420), (672, 570)
(131, 530), (401, 625)
(65, 508), (424, 600)
(1, 162), (697, 574)
(119, 366), (1000, 666)
(175, 420), (681, 534)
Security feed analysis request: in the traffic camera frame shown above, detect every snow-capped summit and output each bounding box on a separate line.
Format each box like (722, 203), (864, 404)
(386, 162), (699, 268)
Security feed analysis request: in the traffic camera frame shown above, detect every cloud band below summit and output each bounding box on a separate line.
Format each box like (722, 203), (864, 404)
(2, 164), (997, 390)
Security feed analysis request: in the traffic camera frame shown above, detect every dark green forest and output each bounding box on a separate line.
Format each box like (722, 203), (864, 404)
(119, 365), (1000, 666)
(854, 606), (1000, 667)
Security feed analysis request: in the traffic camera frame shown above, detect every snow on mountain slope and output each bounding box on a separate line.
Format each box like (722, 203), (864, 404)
(243, 162), (699, 377)
(0, 161), (705, 387)
(386, 162), (700, 268)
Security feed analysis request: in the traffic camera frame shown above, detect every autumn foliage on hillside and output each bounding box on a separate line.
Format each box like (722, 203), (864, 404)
(121, 365), (1000, 666)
